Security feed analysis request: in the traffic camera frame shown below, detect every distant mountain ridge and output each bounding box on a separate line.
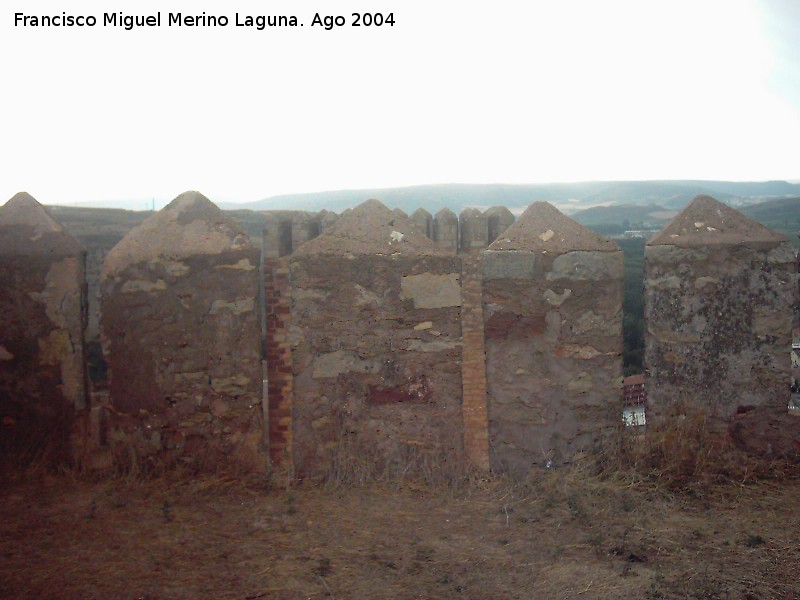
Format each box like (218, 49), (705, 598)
(570, 196), (800, 241)
(740, 197), (800, 240)
(221, 180), (800, 214)
(569, 204), (678, 228)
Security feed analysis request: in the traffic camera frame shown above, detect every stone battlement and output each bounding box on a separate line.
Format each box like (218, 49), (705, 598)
(1, 193), (796, 475)
(262, 203), (518, 258)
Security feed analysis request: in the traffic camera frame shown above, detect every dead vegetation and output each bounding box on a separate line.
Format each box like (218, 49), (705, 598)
(1, 412), (799, 600)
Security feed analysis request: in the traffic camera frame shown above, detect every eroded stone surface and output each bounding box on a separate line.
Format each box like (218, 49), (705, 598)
(103, 191), (250, 276)
(485, 206), (515, 244)
(483, 202), (623, 474)
(289, 251), (464, 476)
(0, 193), (87, 458)
(645, 200), (794, 421)
(409, 208), (433, 238)
(294, 199), (443, 257)
(459, 208), (489, 253)
(483, 250), (537, 280)
(433, 208), (458, 252)
(547, 251), (624, 282)
(489, 201), (619, 254)
(100, 192), (264, 471)
(400, 273), (461, 309)
(648, 195), (788, 248)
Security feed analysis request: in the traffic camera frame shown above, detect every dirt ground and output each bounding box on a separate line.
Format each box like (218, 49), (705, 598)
(0, 466), (798, 600)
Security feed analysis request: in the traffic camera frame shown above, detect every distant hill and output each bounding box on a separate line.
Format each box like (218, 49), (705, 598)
(571, 197), (799, 241)
(570, 204), (677, 228)
(741, 197), (800, 240)
(39, 182), (800, 243)
(221, 183), (580, 214)
(222, 180), (800, 214)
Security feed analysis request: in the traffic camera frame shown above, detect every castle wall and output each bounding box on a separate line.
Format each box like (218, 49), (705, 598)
(99, 193), (265, 470)
(482, 249), (624, 472)
(288, 253), (464, 476)
(485, 206), (516, 245)
(644, 197), (795, 423)
(460, 255), (490, 470)
(264, 256), (294, 466)
(410, 208), (433, 238)
(0, 194), (88, 459)
(480, 202), (624, 474)
(101, 248), (264, 469)
(645, 243), (795, 419)
(459, 208), (489, 253)
(4, 193), (795, 476)
(434, 208), (459, 252)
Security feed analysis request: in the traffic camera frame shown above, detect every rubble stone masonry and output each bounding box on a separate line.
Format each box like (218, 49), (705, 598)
(645, 195), (795, 421)
(3, 191), (794, 475)
(288, 200), (464, 475)
(100, 191), (265, 470)
(483, 202), (624, 474)
(264, 256), (294, 466)
(460, 254), (490, 470)
(0, 193), (88, 457)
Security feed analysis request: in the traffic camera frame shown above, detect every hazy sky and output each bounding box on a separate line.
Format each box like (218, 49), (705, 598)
(2, 0), (799, 208)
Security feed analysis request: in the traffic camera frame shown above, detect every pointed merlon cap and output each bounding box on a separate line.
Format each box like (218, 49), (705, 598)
(103, 190), (251, 276)
(320, 210), (339, 230)
(435, 207), (458, 222)
(410, 207), (433, 221)
(485, 206), (516, 242)
(488, 201), (618, 253)
(293, 198), (444, 256)
(648, 195), (788, 247)
(460, 207), (484, 219)
(409, 207), (433, 237)
(484, 205), (515, 222)
(0, 192), (85, 256)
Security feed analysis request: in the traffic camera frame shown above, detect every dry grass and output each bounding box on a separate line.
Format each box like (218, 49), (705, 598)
(1, 436), (799, 600)
(304, 404), (471, 490)
(2, 405), (798, 599)
(598, 404), (798, 496)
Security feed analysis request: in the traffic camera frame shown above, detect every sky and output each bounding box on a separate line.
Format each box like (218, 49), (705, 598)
(2, 0), (799, 209)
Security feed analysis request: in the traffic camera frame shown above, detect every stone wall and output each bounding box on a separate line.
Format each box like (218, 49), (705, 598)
(0, 193), (87, 459)
(2, 191), (795, 475)
(264, 256), (294, 466)
(460, 255), (490, 470)
(285, 201), (465, 476)
(99, 192), (265, 470)
(48, 202), (515, 355)
(47, 206), (149, 385)
(482, 202), (624, 473)
(644, 195), (795, 421)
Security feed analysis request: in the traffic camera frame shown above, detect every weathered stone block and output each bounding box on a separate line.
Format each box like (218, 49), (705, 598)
(400, 273), (461, 309)
(483, 202), (623, 475)
(0, 192), (88, 460)
(547, 250), (624, 282)
(483, 250), (537, 280)
(288, 200), (464, 476)
(100, 191), (264, 471)
(433, 208), (458, 253)
(409, 208), (433, 239)
(485, 206), (516, 244)
(644, 196), (794, 421)
(459, 208), (489, 253)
